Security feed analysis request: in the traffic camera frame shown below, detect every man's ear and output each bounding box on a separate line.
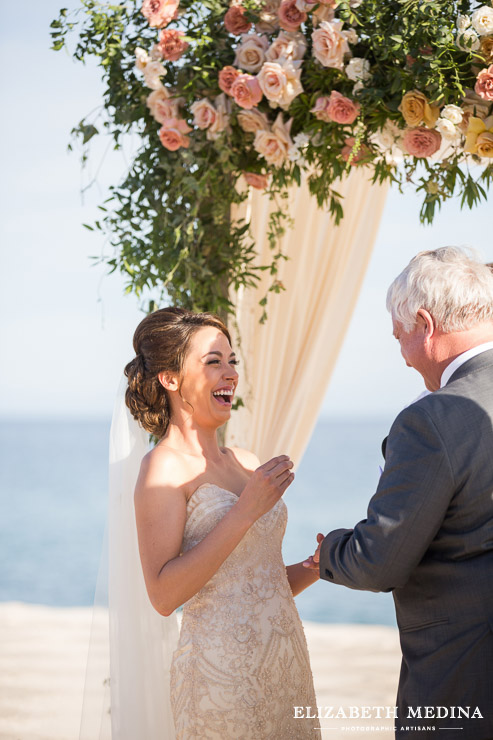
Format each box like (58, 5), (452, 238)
(158, 372), (179, 392)
(416, 309), (435, 339)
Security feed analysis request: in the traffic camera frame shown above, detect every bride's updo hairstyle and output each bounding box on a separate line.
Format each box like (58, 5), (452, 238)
(124, 307), (231, 438)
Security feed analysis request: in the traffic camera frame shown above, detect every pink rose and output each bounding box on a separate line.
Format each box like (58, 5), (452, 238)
(224, 5), (252, 35)
(158, 117), (192, 150)
(231, 73), (263, 109)
(244, 172), (269, 189)
(312, 20), (349, 69)
(341, 137), (370, 165)
(402, 127), (442, 158)
(147, 88), (183, 124)
(190, 98), (218, 129)
(326, 90), (360, 124)
(310, 95), (331, 122)
(475, 64), (493, 101)
(219, 66), (242, 95)
(157, 29), (189, 61)
(278, 0), (307, 32)
(141, 0), (179, 28)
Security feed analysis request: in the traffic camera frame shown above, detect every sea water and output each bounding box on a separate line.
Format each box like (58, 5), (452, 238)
(0, 417), (396, 626)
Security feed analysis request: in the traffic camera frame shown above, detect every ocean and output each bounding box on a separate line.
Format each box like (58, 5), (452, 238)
(0, 416), (397, 626)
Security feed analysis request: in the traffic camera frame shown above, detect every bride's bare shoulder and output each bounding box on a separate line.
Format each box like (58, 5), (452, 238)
(136, 443), (189, 497)
(225, 446), (260, 473)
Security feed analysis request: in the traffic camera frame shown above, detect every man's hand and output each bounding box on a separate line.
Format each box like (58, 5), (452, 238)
(302, 533), (325, 571)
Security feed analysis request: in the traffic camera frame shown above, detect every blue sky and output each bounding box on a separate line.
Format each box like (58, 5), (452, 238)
(0, 1), (491, 422)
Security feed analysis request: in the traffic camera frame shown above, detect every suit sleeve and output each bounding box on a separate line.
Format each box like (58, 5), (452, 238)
(319, 402), (456, 592)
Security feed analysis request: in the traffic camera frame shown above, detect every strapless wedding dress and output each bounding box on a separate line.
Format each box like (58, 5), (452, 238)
(170, 483), (321, 739)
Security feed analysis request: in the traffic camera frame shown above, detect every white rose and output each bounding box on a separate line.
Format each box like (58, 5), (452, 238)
(266, 31), (307, 62)
(346, 57), (371, 82)
(435, 118), (460, 140)
(343, 28), (359, 45)
(254, 112), (293, 167)
(207, 94), (231, 140)
(257, 59), (303, 108)
(135, 47), (150, 71)
(441, 104), (463, 124)
(143, 60), (167, 90)
(190, 98), (218, 130)
(237, 108), (270, 132)
(471, 5), (493, 35)
(456, 28), (481, 51)
(234, 34), (269, 73)
(312, 20), (350, 69)
(456, 14), (471, 32)
(352, 80), (365, 95)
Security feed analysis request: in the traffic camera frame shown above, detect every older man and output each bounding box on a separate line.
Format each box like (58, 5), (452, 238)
(316, 247), (493, 739)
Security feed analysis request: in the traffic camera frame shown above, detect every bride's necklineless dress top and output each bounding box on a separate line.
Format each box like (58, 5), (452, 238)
(170, 483), (321, 739)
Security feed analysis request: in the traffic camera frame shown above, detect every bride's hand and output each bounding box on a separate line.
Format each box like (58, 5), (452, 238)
(302, 533), (325, 570)
(236, 455), (294, 524)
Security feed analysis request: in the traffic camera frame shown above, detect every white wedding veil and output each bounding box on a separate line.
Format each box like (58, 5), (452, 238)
(80, 376), (178, 740)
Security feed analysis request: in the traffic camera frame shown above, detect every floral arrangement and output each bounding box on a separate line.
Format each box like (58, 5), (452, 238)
(52, 0), (493, 318)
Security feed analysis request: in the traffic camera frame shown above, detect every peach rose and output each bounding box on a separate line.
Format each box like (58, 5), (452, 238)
(190, 98), (218, 129)
(231, 73), (263, 109)
(147, 88), (182, 124)
(464, 115), (493, 154)
(402, 127), (442, 158)
(234, 34), (269, 73)
(312, 4), (335, 26)
(341, 136), (370, 165)
(219, 66), (242, 95)
(158, 117), (191, 150)
(207, 94), (231, 140)
(257, 59), (303, 108)
(244, 172), (269, 188)
(312, 20), (349, 69)
(475, 64), (493, 100)
(399, 90), (440, 127)
(310, 95), (331, 122)
(141, 0), (179, 28)
(326, 90), (360, 124)
(278, 0), (307, 32)
(254, 113), (293, 166)
(266, 30), (307, 62)
(224, 5), (252, 35)
(157, 29), (189, 61)
(237, 108), (270, 132)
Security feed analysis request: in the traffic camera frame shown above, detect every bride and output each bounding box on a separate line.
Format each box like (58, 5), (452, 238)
(121, 306), (321, 739)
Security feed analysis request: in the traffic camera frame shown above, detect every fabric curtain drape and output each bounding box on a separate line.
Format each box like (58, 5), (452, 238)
(226, 170), (388, 465)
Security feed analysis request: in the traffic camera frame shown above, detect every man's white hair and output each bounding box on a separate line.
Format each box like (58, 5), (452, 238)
(386, 246), (493, 333)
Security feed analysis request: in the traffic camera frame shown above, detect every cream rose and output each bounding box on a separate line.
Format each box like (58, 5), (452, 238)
(266, 30), (307, 62)
(143, 60), (167, 89)
(457, 14), (471, 32)
(254, 113), (293, 167)
(312, 20), (349, 69)
(399, 90), (440, 127)
(237, 108), (270, 132)
(456, 29), (481, 51)
(255, 0), (281, 33)
(312, 5), (335, 26)
(435, 118), (460, 141)
(190, 98), (218, 129)
(135, 47), (150, 71)
(345, 57), (371, 82)
(207, 94), (231, 140)
(234, 34), (269, 72)
(471, 6), (493, 36)
(441, 104), (463, 125)
(257, 59), (303, 108)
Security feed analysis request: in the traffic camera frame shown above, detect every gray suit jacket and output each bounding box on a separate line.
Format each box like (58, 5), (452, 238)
(320, 350), (493, 740)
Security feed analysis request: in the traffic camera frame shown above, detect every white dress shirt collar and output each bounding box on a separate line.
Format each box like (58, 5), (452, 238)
(440, 342), (493, 388)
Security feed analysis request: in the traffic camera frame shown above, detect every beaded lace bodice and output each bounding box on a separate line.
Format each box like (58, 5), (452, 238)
(169, 483), (320, 739)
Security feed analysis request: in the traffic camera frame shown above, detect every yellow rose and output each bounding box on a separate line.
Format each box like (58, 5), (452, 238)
(480, 34), (493, 64)
(464, 115), (493, 155)
(399, 90), (440, 127)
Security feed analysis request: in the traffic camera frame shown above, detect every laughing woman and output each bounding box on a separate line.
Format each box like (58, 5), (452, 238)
(124, 307), (321, 739)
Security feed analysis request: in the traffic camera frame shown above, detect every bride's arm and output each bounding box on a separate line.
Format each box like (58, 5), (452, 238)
(134, 450), (294, 616)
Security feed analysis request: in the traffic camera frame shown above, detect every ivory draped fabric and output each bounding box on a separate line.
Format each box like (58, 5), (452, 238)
(226, 170), (389, 466)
